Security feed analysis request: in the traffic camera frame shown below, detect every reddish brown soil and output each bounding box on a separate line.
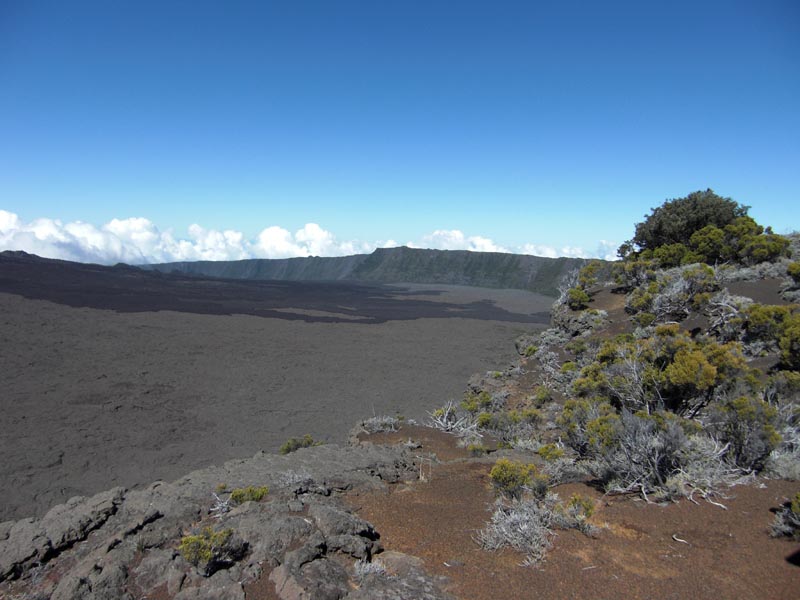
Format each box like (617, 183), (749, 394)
(348, 427), (800, 600)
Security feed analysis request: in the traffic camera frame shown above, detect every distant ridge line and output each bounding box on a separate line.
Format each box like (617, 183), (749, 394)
(144, 246), (589, 296)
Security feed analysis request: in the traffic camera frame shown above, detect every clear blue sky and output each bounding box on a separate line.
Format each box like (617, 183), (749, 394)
(1, 0), (798, 263)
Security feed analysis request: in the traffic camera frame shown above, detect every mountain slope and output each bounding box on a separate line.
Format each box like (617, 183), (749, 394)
(146, 246), (586, 296)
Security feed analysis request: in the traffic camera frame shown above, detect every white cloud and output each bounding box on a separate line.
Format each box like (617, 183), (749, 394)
(0, 210), (21, 232)
(0, 209), (618, 264)
(420, 229), (508, 253)
(595, 240), (620, 261)
(520, 243), (558, 258)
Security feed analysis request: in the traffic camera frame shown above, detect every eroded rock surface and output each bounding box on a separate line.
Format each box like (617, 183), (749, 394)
(0, 443), (452, 600)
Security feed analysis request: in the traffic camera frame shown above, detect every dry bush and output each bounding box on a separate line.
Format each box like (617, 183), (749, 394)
(360, 415), (400, 434)
(771, 493), (800, 540)
(476, 492), (597, 565)
(475, 497), (556, 565)
(354, 558), (389, 581)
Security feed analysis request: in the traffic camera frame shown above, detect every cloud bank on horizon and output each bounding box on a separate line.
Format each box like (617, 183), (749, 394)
(0, 210), (618, 265)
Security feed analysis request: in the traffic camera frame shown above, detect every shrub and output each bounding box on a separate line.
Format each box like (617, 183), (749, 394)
(634, 312), (656, 327)
(620, 191), (788, 266)
(536, 443), (565, 461)
(476, 409), (540, 446)
(571, 324), (750, 416)
(567, 493), (595, 519)
(475, 498), (555, 564)
(739, 232), (791, 264)
(565, 337), (589, 356)
(771, 492), (800, 539)
(279, 434), (319, 454)
(578, 260), (603, 288)
(513, 408), (543, 425)
(558, 399), (615, 456)
(179, 527), (233, 566)
(468, 443), (488, 456)
(788, 262), (800, 285)
(229, 485), (269, 504)
(462, 391), (493, 413)
(690, 225), (727, 263)
(560, 361), (578, 374)
(585, 410), (691, 495)
(613, 257), (658, 289)
(779, 314), (800, 370)
(531, 386), (552, 407)
(710, 397), (781, 471)
(623, 189), (748, 253)
(476, 493), (596, 565)
(651, 243), (692, 268)
(476, 412), (493, 428)
(354, 558), (388, 581)
(567, 287), (591, 310)
(360, 415), (400, 434)
(489, 458), (548, 499)
(524, 345), (538, 357)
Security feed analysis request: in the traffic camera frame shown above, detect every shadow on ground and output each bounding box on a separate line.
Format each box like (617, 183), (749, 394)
(0, 251), (550, 325)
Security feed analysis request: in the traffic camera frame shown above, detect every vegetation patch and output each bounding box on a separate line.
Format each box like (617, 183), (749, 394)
(476, 492), (598, 565)
(229, 485), (269, 504)
(489, 458), (548, 499)
(280, 434), (320, 454)
(771, 492), (800, 540)
(179, 527), (232, 565)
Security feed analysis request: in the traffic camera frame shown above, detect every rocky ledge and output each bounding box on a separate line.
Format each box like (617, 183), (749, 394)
(0, 440), (451, 600)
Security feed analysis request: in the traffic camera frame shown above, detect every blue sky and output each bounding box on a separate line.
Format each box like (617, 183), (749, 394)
(1, 0), (798, 264)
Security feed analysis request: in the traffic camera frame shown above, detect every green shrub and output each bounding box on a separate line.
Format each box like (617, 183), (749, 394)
(461, 394), (481, 414)
(742, 304), (795, 344)
(536, 443), (565, 461)
(565, 338), (588, 356)
(613, 257), (657, 289)
(652, 243), (692, 268)
(713, 397), (781, 471)
(788, 262), (800, 285)
(229, 485), (269, 504)
(620, 191), (788, 266)
(578, 260), (603, 288)
(586, 413), (623, 450)
(739, 232), (791, 264)
(567, 287), (591, 310)
(690, 225), (727, 263)
(524, 345), (538, 357)
(624, 189), (748, 253)
(468, 443), (488, 456)
(626, 280), (662, 314)
(489, 458), (548, 499)
(531, 386), (552, 407)
(558, 399), (615, 456)
(179, 527), (232, 566)
(279, 434), (319, 455)
(476, 412), (493, 428)
(512, 408), (543, 425)
(567, 493), (595, 519)
(633, 312), (656, 327)
(560, 361), (578, 374)
(779, 314), (800, 370)
(570, 323), (751, 416)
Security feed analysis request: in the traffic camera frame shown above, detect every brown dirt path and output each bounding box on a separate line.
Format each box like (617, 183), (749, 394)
(347, 427), (800, 600)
